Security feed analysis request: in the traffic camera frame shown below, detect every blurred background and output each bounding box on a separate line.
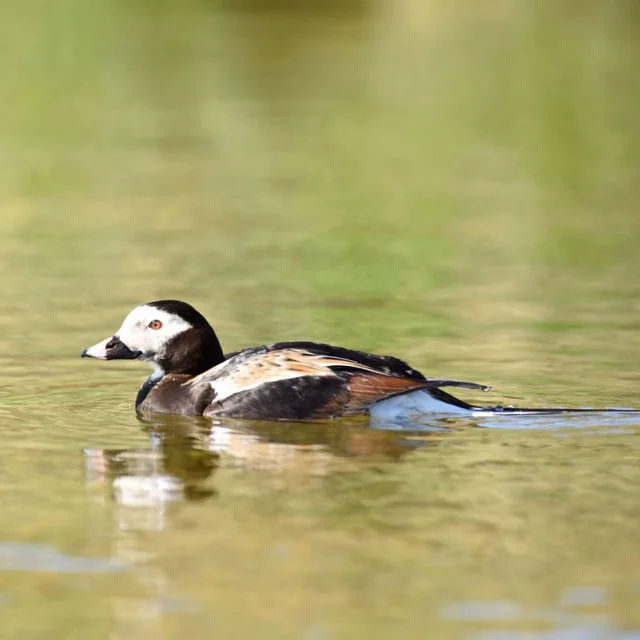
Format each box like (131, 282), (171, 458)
(1, 1), (640, 638)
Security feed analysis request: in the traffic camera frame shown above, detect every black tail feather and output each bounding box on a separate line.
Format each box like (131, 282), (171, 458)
(474, 405), (640, 415)
(424, 381), (640, 415)
(425, 378), (492, 393)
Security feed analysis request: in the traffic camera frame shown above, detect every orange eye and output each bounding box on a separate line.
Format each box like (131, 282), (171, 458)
(148, 320), (163, 330)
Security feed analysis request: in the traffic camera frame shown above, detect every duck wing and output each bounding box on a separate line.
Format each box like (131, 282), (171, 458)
(189, 342), (490, 420)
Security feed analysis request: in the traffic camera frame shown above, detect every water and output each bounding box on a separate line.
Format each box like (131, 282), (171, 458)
(1, 1), (640, 638)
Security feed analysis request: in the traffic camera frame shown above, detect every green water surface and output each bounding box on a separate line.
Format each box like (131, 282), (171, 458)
(1, 1), (639, 638)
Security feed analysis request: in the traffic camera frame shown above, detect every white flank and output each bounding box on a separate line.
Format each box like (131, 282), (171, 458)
(369, 389), (471, 418)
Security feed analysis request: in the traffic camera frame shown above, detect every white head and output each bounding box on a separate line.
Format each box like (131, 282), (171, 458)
(117, 304), (194, 361)
(82, 300), (225, 376)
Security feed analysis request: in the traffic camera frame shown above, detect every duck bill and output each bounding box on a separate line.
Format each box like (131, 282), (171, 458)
(81, 336), (141, 361)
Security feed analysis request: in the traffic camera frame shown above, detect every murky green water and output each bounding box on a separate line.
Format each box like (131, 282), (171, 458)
(1, 1), (640, 638)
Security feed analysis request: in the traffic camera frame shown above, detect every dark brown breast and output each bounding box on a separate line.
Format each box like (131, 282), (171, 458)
(137, 374), (214, 415)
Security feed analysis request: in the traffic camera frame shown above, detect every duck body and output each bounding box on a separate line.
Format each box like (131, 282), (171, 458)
(82, 300), (494, 420)
(137, 341), (489, 420)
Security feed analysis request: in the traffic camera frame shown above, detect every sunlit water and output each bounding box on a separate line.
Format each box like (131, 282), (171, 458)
(1, 1), (640, 638)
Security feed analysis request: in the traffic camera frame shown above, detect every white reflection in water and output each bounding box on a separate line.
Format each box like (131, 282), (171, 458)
(83, 445), (204, 639)
(208, 423), (335, 472)
(559, 586), (609, 608)
(0, 542), (125, 573)
(468, 629), (640, 640)
(441, 600), (524, 621)
(371, 410), (640, 432)
(441, 596), (640, 640)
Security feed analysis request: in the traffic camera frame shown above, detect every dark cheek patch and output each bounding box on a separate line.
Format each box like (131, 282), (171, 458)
(154, 327), (225, 376)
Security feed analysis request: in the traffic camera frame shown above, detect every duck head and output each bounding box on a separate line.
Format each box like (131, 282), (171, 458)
(81, 300), (225, 376)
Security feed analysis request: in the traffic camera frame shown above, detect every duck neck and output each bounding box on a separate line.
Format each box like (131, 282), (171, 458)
(153, 326), (226, 377)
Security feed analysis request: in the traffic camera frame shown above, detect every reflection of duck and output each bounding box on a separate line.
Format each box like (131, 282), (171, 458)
(84, 417), (447, 531)
(86, 414), (457, 494)
(86, 406), (640, 511)
(84, 417), (220, 531)
(135, 413), (450, 473)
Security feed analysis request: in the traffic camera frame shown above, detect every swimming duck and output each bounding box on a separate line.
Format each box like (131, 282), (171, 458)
(81, 299), (502, 420)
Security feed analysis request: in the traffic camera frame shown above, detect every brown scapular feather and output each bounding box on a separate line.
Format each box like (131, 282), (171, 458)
(342, 373), (429, 414)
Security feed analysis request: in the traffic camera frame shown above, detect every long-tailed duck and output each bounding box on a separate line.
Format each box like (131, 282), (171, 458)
(82, 300), (628, 420)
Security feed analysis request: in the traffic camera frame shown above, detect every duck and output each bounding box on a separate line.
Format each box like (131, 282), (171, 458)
(81, 300), (502, 419)
(83, 299), (630, 421)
